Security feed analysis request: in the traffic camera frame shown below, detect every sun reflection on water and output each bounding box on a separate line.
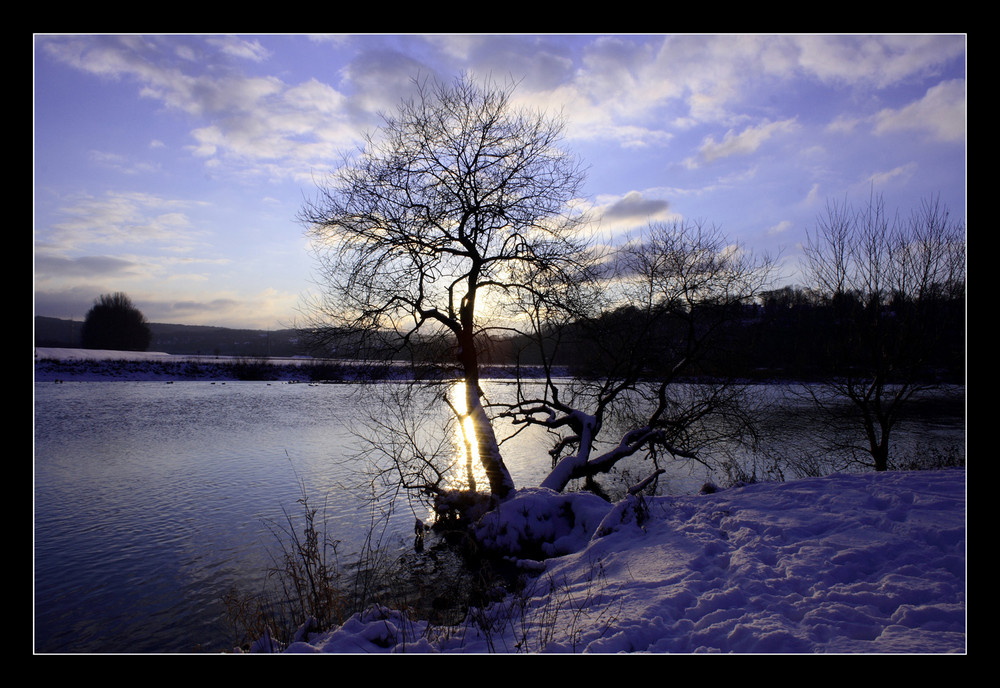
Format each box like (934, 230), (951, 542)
(448, 380), (488, 493)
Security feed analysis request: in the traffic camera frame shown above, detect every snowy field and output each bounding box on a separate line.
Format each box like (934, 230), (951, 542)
(33, 347), (314, 381)
(284, 469), (966, 654)
(34, 347), (174, 360)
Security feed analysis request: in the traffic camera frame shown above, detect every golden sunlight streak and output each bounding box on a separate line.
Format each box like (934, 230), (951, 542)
(449, 380), (488, 493)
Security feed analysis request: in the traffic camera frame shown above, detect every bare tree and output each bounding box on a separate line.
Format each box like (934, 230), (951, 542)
(500, 220), (776, 493)
(802, 192), (966, 471)
(302, 77), (778, 536)
(333, 219), (774, 529)
(300, 75), (589, 501)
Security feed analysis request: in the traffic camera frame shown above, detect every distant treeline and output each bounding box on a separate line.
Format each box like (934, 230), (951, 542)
(35, 285), (965, 383)
(742, 285), (964, 382)
(486, 284), (965, 384)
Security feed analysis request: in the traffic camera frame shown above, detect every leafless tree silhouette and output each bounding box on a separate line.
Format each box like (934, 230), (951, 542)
(500, 220), (776, 493)
(300, 75), (589, 501)
(802, 192), (965, 471)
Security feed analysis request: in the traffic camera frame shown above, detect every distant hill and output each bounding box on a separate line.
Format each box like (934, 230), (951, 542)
(34, 316), (310, 357)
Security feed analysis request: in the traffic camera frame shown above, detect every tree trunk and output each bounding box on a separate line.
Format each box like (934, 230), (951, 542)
(872, 437), (890, 472)
(466, 386), (514, 498)
(862, 405), (891, 472)
(457, 323), (514, 499)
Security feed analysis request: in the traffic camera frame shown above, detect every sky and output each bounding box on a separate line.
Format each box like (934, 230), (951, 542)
(33, 34), (967, 331)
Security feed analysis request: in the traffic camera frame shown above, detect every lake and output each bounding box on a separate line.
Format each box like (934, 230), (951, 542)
(33, 379), (964, 653)
(34, 379), (561, 652)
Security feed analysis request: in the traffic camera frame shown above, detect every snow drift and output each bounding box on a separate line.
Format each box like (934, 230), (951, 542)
(283, 468), (966, 654)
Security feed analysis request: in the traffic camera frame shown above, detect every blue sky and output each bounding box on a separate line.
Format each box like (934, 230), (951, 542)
(33, 34), (966, 330)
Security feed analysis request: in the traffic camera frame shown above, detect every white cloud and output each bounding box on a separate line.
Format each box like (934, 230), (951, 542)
(87, 150), (159, 175)
(826, 114), (862, 135)
(874, 79), (966, 143)
(42, 191), (207, 252)
(691, 118), (799, 166)
(42, 36), (356, 181)
(189, 125), (223, 157)
(284, 78), (347, 115)
(207, 36), (270, 62)
(767, 220), (793, 236)
(793, 35), (965, 88)
(804, 183), (822, 206)
(40, 34), (966, 187)
(867, 162), (918, 188)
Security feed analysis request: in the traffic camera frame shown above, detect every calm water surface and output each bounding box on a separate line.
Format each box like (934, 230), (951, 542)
(33, 380), (555, 653)
(34, 379), (963, 653)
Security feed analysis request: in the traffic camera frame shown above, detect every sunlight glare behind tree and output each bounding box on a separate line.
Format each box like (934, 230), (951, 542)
(299, 75), (590, 500)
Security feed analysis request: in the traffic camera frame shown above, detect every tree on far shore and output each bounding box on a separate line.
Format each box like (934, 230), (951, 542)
(802, 192), (965, 471)
(81, 292), (152, 352)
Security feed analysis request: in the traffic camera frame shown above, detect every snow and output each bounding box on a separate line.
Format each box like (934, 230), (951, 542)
(33, 347), (347, 383)
(475, 487), (614, 559)
(32, 347), (550, 383)
(284, 468), (966, 654)
(35, 347), (174, 361)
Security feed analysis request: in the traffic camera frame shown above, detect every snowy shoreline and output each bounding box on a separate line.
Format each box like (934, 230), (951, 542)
(33, 347), (555, 383)
(283, 469), (966, 654)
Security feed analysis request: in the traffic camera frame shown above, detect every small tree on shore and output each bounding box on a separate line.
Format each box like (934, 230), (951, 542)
(81, 292), (152, 352)
(802, 192), (966, 471)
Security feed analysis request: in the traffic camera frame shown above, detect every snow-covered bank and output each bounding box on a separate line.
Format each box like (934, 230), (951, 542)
(33, 348), (554, 382)
(285, 469), (966, 654)
(34, 347), (316, 382)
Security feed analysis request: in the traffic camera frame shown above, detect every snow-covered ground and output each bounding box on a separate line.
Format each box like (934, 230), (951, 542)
(34, 347), (175, 361)
(284, 469), (966, 654)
